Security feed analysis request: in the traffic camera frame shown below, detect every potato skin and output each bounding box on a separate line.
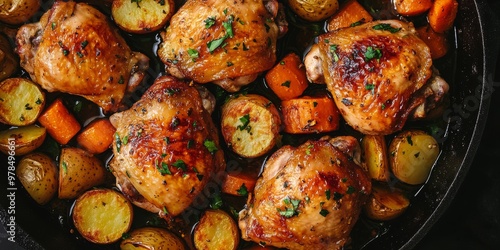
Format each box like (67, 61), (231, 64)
(389, 130), (440, 185)
(193, 209), (239, 250)
(361, 135), (390, 182)
(73, 189), (133, 244)
(0, 125), (46, 156)
(0, 78), (45, 126)
(363, 184), (410, 221)
(221, 94), (281, 158)
(0, 34), (18, 81)
(120, 227), (186, 250)
(58, 147), (106, 199)
(112, 0), (174, 34)
(16, 153), (58, 205)
(0, 0), (41, 25)
(288, 0), (339, 22)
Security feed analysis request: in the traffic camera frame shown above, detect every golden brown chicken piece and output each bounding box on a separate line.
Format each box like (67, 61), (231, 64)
(239, 137), (371, 250)
(157, 0), (284, 92)
(305, 20), (447, 135)
(15, 1), (149, 112)
(109, 76), (225, 217)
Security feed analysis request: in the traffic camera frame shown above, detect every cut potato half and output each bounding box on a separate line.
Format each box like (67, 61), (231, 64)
(73, 189), (133, 244)
(363, 183), (410, 221)
(120, 227), (186, 250)
(193, 209), (239, 250)
(16, 153), (58, 205)
(0, 78), (45, 126)
(221, 94), (281, 158)
(112, 0), (174, 34)
(0, 125), (46, 156)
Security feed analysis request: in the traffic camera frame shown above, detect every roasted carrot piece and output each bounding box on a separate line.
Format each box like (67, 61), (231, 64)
(394, 0), (432, 16)
(222, 171), (257, 196)
(326, 0), (373, 31)
(281, 95), (340, 134)
(265, 53), (309, 101)
(417, 25), (449, 59)
(76, 118), (116, 154)
(428, 0), (459, 33)
(38, 98), (81, 145)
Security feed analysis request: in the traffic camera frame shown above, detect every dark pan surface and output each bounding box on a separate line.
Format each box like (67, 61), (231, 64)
(1, 0), (497, 249)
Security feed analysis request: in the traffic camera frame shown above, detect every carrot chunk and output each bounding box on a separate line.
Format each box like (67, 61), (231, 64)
(38, 98), (81, 145)
(222, 171), (257, 196)
(417, 25), (449, 59)
(281, 95), (340, 134)
(77, 118), (116, 154)
(326, 0), (373, 31)
(265, 53), (309, 101)
(394, 0), (432, 16)
(428, 0), (459, 33)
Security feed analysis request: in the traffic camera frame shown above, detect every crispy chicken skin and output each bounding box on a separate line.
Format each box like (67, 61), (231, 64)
(157, 0), (282, 92)
(15, 1), (149, 112)
(239, 137), (371, 249)
(109, 76), (225, 217)
(305, 20), (441, 135)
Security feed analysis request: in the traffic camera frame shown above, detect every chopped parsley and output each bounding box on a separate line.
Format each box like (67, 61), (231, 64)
(204, 16), (216, 28)
(329, 44), (340, 62)
(157, 162), (171, 175)
(364, 46), (382, 61)
(172, 159), (187, 171)
(203, 139), (218, 153)
(281, 80), (291, 88)
(278, 197), (301, 218)
(237, 183), (248, 196)
(210, 193), (223, 209)
(320, 209), (329, 217)
(114, 133), (122, 153)
(187, 48), (199, 61)
(372, 23), (402, 33)
(237, 114), (251, 132)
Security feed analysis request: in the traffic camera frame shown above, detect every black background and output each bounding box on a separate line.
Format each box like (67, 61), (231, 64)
(416, 0), (500, 248)
(1, 1), (499, 250)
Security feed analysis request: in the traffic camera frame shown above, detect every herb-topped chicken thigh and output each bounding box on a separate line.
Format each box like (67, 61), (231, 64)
(239, 136), (371, 249)
(109, 76), (225, 217)
(15, 1), (149, 112)
(157, 0), (286, 92)
(305, 20), (448, 135)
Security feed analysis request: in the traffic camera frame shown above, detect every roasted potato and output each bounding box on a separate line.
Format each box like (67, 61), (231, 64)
(0, 77), (45, 126)
(193, 209), (239, 250)
(112, 0), (174, 34)
(221, 94), (281, 158)
(16, 153), (58, 205)
(0, 0), (41, 25)
(0, 34), (18, 82)
(363, 183), (410, 221)
(73, 189), (133, 244)
(288, 0), (339, 22)
(58, 147), (106, 199)
(389, 130), (440, 185)
(361, 135), (390, 182)
(120, 227), (186, 250)
(0, 125), (46, 156)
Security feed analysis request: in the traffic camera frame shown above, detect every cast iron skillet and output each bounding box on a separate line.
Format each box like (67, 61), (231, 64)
(0, 0), (497, 249)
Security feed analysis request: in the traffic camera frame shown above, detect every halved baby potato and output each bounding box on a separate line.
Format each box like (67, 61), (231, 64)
(363, 183), (410, 221)
(58, 147), (106, 199)
(389, 130), (440, 185)
(0, 78), (45, 126)
(193, 209), (239, 250)
(112, 0), (174, 34)
(72, 188), (133, 244)
(221, 94), (281, 158)
(0, 125), (46, 156)
(361, 135), (390, 182)
(16, 152), (58, 205)
(0, 0), (41, 25)
(120, 227), (186, 250)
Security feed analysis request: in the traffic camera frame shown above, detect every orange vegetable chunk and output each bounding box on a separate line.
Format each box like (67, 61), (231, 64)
(38, 98), (81, 145)
(222, 171), (257, 196)
(281, 95), (340, 134)
(417, 25), (449, 59)
(265, 53), (309, 101)
(326, 0), (373, 31)
(77, 118), (116, 154)
(428, 0), (459, 33)
(394, 0), (432, 16)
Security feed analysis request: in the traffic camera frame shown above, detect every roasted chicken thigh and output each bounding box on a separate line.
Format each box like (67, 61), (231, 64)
(305, 20), (448, 135)
(239, 137), (371, 249)
(109, 76), (225, 217)
(157, 0), (284, 92)
(15, 1), (149, 112)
